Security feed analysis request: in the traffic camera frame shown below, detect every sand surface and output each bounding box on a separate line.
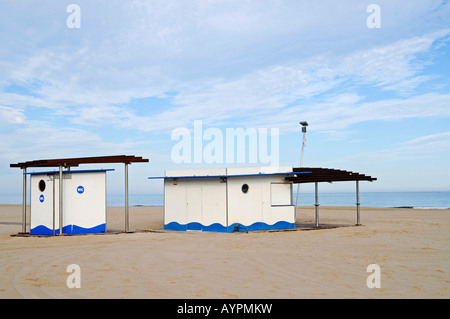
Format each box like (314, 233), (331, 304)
(0, 204), (448, 299)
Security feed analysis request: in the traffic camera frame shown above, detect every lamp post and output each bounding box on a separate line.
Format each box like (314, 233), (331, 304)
(299, 121), (308, 167)
(295, 121), (308, 220)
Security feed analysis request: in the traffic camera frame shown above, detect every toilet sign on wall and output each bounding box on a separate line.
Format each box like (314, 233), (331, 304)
(39, 194), (44, 203)
(77, 186), (85, 194)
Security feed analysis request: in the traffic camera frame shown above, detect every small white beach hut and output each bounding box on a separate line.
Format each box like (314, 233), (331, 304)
(155, 166), (303, 232)
(29, 169), (111, 235)
(10, 155), (150, 236)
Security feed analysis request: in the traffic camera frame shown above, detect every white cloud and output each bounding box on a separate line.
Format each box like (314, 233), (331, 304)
(270, 92), (450, 133)
(0, 121), (154, 169)
(124, 29), (450, 134)
(400, 131), (450, 154)
(338, 29), (450, 92)
(0, 105), (26, 124)
(1, 1), (448, 117)
(321, 131), (450, 166)
(403, 131), (450, 145)
(1, 3), (449, 145)
(0, 91), (55, 109)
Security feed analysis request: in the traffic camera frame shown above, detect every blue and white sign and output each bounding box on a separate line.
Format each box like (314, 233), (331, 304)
(77, 186), (85, 194)
(39, 194), (44, 203)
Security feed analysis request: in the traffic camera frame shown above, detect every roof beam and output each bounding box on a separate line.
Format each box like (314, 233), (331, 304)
(288, 167), (376, 183)
(10, 155), (149, 169)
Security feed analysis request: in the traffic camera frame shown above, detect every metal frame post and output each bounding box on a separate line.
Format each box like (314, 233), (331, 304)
(59, 166), (63, 235)
(295, 129), (307, 221)
(356, 180), (361, 226)
(53, 173), (56, 236)
(22, 168), (27, 234)
(314, 182), (319, 227)
(125, 163), (129, 232)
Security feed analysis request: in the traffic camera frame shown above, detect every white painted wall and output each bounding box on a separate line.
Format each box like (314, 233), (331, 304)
(226, 175), (294, 229)
(30, 171), (106, 234)
(164, 167), (295, 231)
(164, 176), (227, 230)
(64, 172), (106, 231)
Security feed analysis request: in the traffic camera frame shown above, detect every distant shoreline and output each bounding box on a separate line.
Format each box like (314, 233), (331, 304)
(2, 191), (449, 209)
(1, 204), (448, 210)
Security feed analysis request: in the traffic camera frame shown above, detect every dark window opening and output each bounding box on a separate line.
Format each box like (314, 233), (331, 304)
(38, 180), (46, 192)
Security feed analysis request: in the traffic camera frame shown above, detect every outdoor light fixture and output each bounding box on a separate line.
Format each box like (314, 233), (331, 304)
(300, 121), (308, 133)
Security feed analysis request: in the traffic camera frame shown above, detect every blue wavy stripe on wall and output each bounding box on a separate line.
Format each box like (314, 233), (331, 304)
(164, 221), (294, 232)
(30, 224), (106, 235)
(164, 221), (186, 231)
(30, 225), (59, 235)
(164, 222), (228, 232)
(203, 223), (228, 232)
(67, 224), (106, 235)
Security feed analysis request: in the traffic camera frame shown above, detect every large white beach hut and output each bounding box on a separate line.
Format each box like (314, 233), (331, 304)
(151, 166), (377, 232)
(156, 166), (303, 232)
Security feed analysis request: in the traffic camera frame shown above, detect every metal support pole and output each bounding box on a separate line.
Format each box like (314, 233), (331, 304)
(314, 182), (319, 227)
(22, 168), (27, 234)
(59, 166), (63, 235)
(300, 131), (306, 167)
(53, 173), (56, 236)
(356, 180), (361, 226)
(125, 163), (129, 233)
(295, 131), (306, 220)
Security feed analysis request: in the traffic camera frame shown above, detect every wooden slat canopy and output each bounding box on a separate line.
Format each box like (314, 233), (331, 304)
(10, 155), (149, 169)
(287, 167), (377, 184)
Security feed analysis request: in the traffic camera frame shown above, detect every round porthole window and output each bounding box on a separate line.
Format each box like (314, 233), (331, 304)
(38, 180), (46, 192)
(241, 184), (249, 194)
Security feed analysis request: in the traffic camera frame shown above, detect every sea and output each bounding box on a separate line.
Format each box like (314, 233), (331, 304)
(1, 191), (449, 209)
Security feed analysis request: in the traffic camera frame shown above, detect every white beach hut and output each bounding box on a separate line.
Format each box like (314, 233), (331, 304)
(29, 169), (111, 235)
(10, 155), (149, 236)
(150, 166), (377, 232)
(153, 166), (303, 232)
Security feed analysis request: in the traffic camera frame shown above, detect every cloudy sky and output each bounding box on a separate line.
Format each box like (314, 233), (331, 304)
(1, 0), (450, 198)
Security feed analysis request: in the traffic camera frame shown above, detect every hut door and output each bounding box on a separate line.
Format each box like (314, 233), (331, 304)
(30, 174), (58, 235)
(186, 186), (202, 231)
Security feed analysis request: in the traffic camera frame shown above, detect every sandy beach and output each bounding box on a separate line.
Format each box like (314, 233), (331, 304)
(0, 204), (448, 299)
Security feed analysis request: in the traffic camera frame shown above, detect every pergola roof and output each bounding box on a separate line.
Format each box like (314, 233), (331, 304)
(10, 155), (149, 169)
(286, 167), (377, 184)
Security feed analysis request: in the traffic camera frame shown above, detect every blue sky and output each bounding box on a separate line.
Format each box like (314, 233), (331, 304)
(1, 0), (450, 197)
